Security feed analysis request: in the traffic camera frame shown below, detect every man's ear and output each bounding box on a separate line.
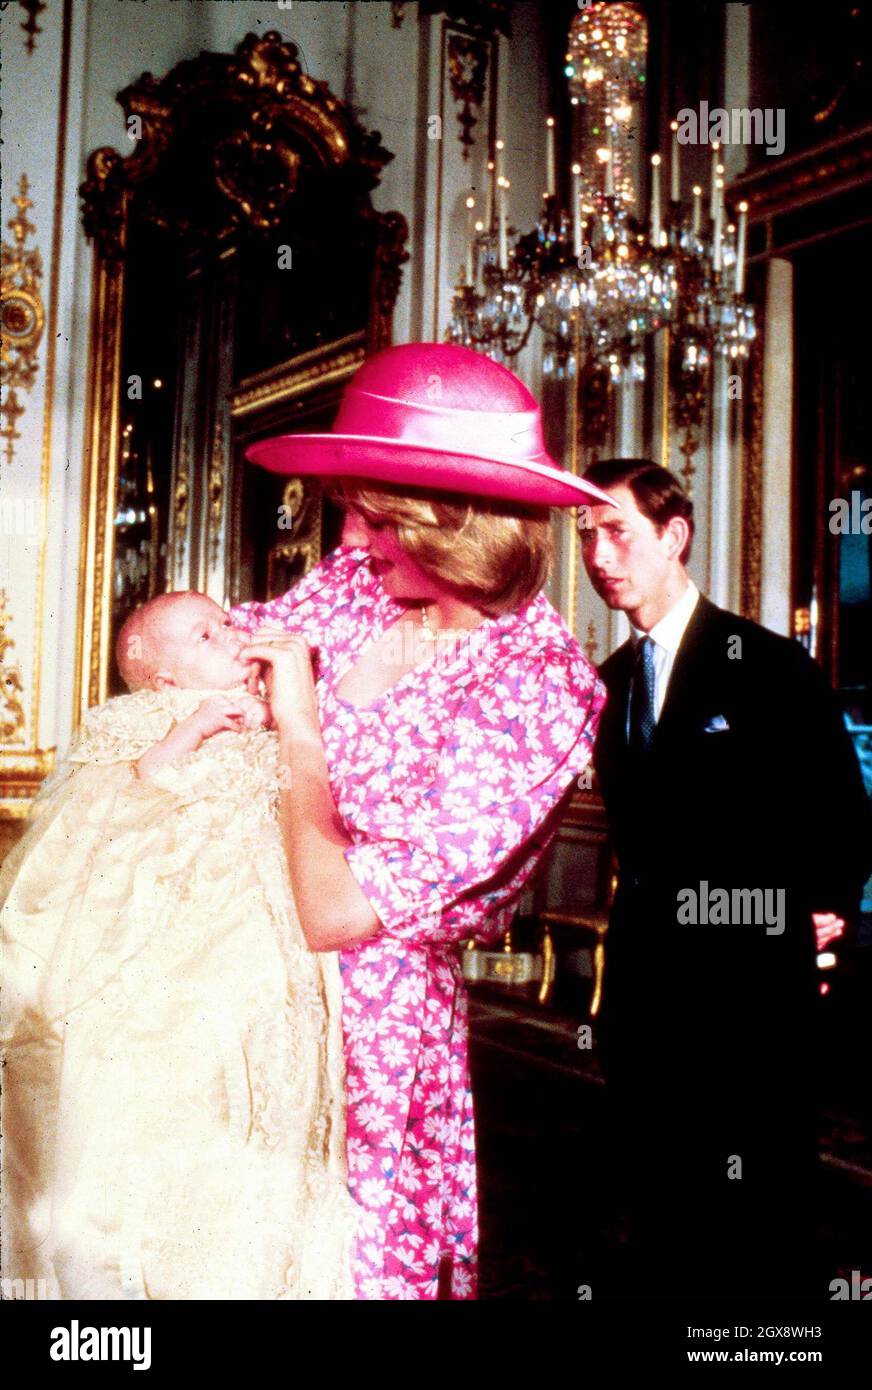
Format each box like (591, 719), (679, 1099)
(664, 514), (690, 562)
(151, 671), (178, 691)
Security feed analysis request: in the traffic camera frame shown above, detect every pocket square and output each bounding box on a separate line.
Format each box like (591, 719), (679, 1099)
(703, 714), (730, 733)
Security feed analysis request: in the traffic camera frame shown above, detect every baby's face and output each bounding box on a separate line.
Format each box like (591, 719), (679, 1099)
(151, 595), (250, 690)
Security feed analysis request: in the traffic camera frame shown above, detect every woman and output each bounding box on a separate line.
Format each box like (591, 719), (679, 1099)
(234, 342), (616, 1300)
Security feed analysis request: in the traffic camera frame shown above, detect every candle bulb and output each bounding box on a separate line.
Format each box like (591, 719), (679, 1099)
(650, 153), (662, 244)
(465, 194), (475, 285)
(545, 117), (556, 198)
(735, 200), (748, 294)
(497, 176), (508, 271)
(691, 183), (702, 236)
(572, 163), (582, 257)
(709, 140), (720, 219)
(670, 119), (680, 202)
(495, 138), (504, 186)
(712, 177), (723, 272)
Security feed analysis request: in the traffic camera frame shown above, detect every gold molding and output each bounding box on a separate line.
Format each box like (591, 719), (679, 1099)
(74, 252), (126, 723)
(0, 590), (26, 745)
(0, 747), (56, 819)
(229, 331), (366, 418)
(0, 174), (45, 468)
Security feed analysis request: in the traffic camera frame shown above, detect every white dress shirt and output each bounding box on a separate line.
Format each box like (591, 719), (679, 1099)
(628, 579), (700, 725)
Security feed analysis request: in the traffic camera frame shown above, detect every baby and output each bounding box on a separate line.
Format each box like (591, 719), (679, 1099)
(0, 592), (355, 1301)
(116, 590), (270, 779)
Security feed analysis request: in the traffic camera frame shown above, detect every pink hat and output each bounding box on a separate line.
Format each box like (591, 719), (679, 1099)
(246, 343), (618, 509)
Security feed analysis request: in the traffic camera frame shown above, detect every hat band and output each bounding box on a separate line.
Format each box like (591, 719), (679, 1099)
(334, 389), (548, 465)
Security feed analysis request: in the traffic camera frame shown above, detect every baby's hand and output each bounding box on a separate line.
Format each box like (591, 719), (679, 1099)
(192, 695), (270, 740)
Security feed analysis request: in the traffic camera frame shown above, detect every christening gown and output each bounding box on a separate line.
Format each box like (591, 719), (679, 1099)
(0, 685), (356, 1300)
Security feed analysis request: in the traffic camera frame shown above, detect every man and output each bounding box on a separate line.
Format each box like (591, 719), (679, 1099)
(578, 458), (872, 1301)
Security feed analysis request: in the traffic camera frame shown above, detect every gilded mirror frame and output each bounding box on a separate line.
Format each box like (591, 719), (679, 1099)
(75, 31), (408, 722)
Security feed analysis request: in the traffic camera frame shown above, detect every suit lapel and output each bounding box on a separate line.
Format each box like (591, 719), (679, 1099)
(652, 594), (719, 747)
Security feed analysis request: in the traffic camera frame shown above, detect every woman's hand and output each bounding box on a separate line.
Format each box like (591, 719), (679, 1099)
(241, 628), (320, 732)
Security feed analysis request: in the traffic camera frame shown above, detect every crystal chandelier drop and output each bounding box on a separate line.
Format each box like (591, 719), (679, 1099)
(445, 1), (756, 473)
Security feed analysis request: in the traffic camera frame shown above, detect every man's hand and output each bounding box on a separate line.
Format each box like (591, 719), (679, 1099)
(812, 911), (845, 953)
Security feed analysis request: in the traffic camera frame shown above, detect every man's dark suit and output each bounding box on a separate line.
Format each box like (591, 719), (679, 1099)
(594, 594), (872, 1300)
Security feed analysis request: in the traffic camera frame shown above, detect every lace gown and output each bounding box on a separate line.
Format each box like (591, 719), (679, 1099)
(0, 686), (355, 1300)
(232, 546), (606, 1299)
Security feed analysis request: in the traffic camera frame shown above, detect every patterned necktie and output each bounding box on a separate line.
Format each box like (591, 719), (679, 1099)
(628, 635), (657, 753)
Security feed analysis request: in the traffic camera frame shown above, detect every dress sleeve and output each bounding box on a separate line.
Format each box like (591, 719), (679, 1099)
(343, 645), (606, 945)
(229, 545), (369, 634)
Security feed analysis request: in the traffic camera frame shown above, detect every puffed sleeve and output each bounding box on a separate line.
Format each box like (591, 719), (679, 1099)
(343, 644), (606, 945)
(229, 544), (369, 634)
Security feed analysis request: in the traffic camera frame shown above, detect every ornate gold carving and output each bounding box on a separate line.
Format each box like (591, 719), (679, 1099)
(268, 478), (322, 601)
(17, 0), (46, 55)
(446, 30), (491, 159)
(0, 590), (26, 744)
(584, 621), (599, 663)
(79, 31), (395, 260)
(208, 416), (225, 571)
(230, 332), (365, 418)
(1, 174), (45, 468)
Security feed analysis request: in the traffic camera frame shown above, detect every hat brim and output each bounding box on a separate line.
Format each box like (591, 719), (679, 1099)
(246, 434), (619, 510)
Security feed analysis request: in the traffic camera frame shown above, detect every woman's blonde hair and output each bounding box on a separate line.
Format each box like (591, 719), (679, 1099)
(322, 477), (553, 616)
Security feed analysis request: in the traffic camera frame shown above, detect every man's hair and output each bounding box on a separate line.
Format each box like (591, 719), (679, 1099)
(581, 458), (694, 565)
(322, 477), (553, 615)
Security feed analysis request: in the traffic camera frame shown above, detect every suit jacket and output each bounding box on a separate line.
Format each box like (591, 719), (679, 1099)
(593, 594), (872, 1069)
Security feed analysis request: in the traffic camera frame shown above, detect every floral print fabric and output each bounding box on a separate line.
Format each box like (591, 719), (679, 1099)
(232, 545), (604, 1298)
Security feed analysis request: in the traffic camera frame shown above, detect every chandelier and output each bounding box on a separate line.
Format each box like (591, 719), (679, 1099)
(446, 1), (756, 479)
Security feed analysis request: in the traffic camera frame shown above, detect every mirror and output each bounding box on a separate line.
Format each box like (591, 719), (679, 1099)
(77, 30), (408, 711)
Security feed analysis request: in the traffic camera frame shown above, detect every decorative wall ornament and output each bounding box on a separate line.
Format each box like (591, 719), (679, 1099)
(446, 31), (490, 159)
(1, 174), (45, 469)
(17, 0), (46, 55)
(0, 590), (26, 745)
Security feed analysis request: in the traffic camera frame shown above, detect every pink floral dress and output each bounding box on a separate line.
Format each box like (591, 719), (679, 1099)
(232, 545), (605, 1299)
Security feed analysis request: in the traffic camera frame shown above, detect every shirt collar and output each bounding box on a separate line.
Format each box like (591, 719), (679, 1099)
(629, 579), (700, 654)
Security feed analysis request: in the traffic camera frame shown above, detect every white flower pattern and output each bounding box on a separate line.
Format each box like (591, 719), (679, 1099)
(232, 545), (604, 1299)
